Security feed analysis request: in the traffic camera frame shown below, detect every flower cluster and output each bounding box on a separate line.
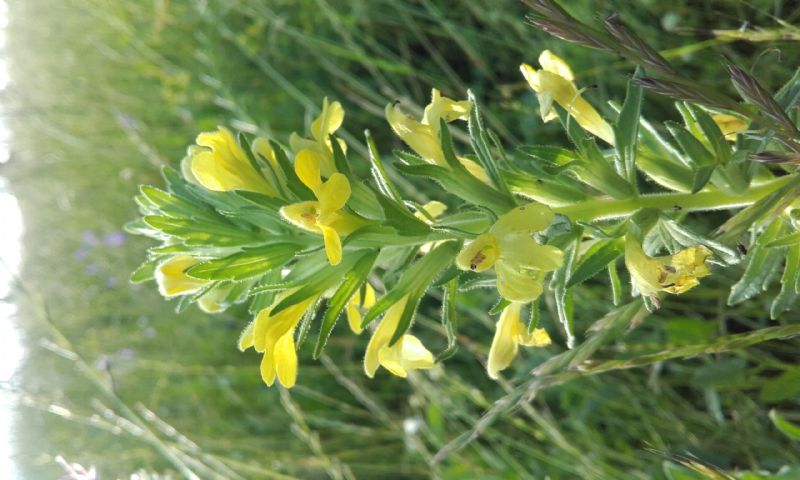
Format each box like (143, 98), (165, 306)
(131, 50), (756, 390)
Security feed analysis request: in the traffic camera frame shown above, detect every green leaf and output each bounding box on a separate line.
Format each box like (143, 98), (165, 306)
(557, 108), (634, 199)
(489, 298), (511, 315)
(770, 409), (800, 441)
(614, 70), (643, 190)
(608, 261), (622, 305)
(365, 129), (404, 204)
(394, 162), (515, 214)
(657, 218), (741, 265)
(634, 116), (695, 192)
(130, 257), (161, 284)
(373, 192), (431, 236)
(343, 225), (442, 249)
(433, 210), (492, 237)
(249, 270), (282, 315)
(139, 185), (216, 220)
(186, 243), (300, 280)
(686, 104), (732, 163)
(502, 168), (589, 205)
(269, 140), (314, 201)
(770, 242), (800, 319)
(314, 250), (379, 358)
(667, 123), (716, 193)
(270, 254), (361, 315)
(143, 215), (264, 247)
(729, 219), (785, 305)
(389, 292), (424, 346)
(766, 231), (800, 248)
(329, 133), (352, 177)
(551, 232), (580, 348)
(715, 176), (800, 245)
(436, 277), (459, 361)
(467, 91), (509, 194)
(566, 238), (624, 288)
(348, 182), (386, 220)
(237, 132), (274, 185)
(362, 241), (460, 329)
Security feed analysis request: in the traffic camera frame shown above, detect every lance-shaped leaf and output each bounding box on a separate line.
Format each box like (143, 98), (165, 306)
(728, 219), (785, 306)
(550, 230), (581, 348)
(269, 253), (362, 315)
(770, 242), (800, 319)
(614, 70), (643, 190)
(566, 238), (624, 288)
(270, 139), (315, 201)
(770, 409), (800, 441)
(143, 215), (265, 247)
(361, 241), (460, 331)
(666, 122), (716, 193)
(715, 176), (800, 245)
(435, 277), (459, 361)
(467, 91), (510, 195)
(314, 250), (379, 358)
(186, 243), (302, 281)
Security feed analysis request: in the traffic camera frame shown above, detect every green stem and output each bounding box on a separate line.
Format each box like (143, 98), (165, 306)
(554, 175), (794, 222)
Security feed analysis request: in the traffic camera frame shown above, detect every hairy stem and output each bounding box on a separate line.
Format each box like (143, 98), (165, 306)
(553, 175), (795, 222)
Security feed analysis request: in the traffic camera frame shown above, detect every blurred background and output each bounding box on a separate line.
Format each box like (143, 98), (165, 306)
(1, 0), (799, 478)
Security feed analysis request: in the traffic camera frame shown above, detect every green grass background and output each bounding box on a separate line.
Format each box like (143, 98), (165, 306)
(2, 0), (800, 478)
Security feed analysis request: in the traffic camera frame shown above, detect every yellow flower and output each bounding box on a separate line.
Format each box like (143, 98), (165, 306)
(456, 203), (563, 302)
(196, 283), (235, 314)
(155, 255), (208, 298)
(386, 89), (488, 181)
(154, 256), (239, 314)
(624, 235), (712, 297)
(280, 150), (364, 265)
(190, 127), (278, 196)
(364, 295), (435, 378)
(712, 114), (748, 141)
(487, 302), (551, 380)
(520, 50), (615, 145)
(346, 282), (376, 334)
(238, 291), (318, 388)
(414, 201), (448, 254)
(289, 97), (347, 178)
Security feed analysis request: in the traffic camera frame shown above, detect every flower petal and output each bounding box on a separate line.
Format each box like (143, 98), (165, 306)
(455, 233), (500, 272)
(422, 88), (470, 133)
(274, 330), (298, 388)
(192, 127), (275, 195)
(495, 261), (544, 303)
(238, 319), (255, 351)
(317, 173), (351, 212)
(320, 224), (343, 265)
(518, 328), (552, 348)
(414, 201), (448, 223)
(295, 149), (323, 192)
(280, 201), (320, 232)
(491, 203), (555, 236)
(487, 302), (523, 379)
(386, 103), (445, 166)
(538, 50), (574, 81)
(364, 296), (407, 378)
(311, 97), (344, 143)
(155, 255), (207, 297)
(536, 70), (615, 145)
(260, 350), (277, 386)
(502, 235), (564, 272)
